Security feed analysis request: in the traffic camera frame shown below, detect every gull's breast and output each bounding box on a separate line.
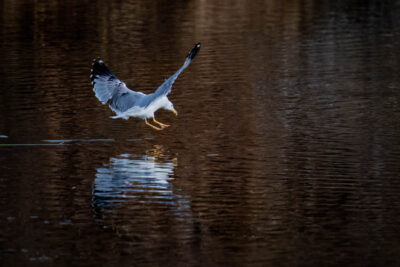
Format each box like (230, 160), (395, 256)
(144, 97), (169, 116)
(111, 97), (168, 120)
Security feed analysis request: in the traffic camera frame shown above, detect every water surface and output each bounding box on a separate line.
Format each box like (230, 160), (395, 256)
(1, 0), (400, 266)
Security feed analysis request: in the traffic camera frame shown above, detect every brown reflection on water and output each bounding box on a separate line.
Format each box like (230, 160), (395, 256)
(1, 0), (400, 266)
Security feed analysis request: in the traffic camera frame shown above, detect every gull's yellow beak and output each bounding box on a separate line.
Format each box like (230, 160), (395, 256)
(172, 109), (178, 116)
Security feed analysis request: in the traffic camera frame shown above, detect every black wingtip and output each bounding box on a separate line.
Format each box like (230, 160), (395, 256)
(90, 58), (115, 84)
(186, 42), (201, 61)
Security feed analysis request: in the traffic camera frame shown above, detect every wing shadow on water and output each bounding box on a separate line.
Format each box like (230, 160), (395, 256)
(92, 146), (191, 228)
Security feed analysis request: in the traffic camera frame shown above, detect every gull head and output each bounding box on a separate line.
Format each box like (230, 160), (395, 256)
(163, 99), (178, 116)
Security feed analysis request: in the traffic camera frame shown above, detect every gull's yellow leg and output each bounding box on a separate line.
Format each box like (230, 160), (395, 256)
(145, 119), (163, 130)
(153, 117), (170, 128)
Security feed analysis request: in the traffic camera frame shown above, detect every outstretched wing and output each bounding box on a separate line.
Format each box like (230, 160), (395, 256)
(149, 43), (200, 102)
(90, 59), (146, 114)
(91, 59), (121, 104)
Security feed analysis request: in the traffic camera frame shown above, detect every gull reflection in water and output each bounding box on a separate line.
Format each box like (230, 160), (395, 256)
(92, 146), (190, 221)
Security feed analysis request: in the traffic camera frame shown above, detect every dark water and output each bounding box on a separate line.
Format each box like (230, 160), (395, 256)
(1, 0), (400, 266)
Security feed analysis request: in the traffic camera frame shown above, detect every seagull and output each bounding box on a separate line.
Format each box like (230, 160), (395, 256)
(90, 43), (200, 130)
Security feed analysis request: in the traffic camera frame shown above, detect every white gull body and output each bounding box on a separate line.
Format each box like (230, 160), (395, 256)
(90, 43), (201, 129)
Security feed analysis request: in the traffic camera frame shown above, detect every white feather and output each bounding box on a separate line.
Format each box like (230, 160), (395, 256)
(110, 96), (172, 120)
